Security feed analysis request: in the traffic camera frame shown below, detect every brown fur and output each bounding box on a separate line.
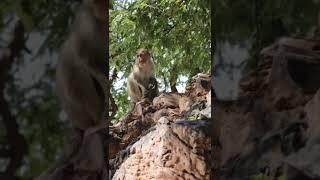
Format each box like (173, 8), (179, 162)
(128, 48), (157, 104)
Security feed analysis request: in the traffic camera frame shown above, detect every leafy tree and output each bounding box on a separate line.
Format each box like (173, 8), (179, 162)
(109, 0), (211, 122)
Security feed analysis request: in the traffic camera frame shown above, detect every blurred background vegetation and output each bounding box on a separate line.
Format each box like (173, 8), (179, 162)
(0, 1), (80, 179)
(0, 0), (319, 179)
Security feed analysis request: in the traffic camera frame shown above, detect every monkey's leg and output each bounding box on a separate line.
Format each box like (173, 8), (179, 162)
(83, 76), (108, 137)
(59, 63), (107, 171)
(75, 55), (108, 94)
(135, 102), (145, 122)
(128, 78), (143, 103)
(58, 61), (104, 129)
(135, 97), (152, 122)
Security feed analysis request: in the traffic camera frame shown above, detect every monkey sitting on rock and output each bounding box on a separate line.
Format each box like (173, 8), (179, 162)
(127, 48), (159, 107)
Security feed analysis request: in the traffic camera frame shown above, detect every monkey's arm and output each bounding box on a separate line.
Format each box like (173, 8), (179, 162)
(128, 75), (144, 103)
(149, 76), (159, 94)
(144, 76), (159, 100)
(74, 54), (107, 93)
(89, 60), (108, 88)
(72, 30), (107, 91)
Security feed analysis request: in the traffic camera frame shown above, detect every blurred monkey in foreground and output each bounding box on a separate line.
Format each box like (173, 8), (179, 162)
(50, 0), (108, 178)
(56, 0), (107, 131)
(127, 48), (159, 106)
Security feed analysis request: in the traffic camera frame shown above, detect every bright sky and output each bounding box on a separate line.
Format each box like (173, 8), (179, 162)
(113, 71), (188, 93)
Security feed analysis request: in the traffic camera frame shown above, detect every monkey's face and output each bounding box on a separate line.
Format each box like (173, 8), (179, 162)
(136, 48), (150, 65)
(136, 53), (150, 64)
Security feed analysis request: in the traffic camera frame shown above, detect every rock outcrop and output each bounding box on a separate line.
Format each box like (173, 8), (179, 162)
(110, 73), (212, 180)
(215, 37), (320, 179)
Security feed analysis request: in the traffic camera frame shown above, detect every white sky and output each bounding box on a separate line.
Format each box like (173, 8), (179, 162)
(113, 71), (188, 93)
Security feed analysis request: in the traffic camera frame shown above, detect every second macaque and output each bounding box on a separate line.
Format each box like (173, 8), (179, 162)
(127, 48), (159, 105)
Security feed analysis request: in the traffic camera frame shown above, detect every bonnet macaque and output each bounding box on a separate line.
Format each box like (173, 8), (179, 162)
(50, 0), (108, 178)
(56, 0), (107, 131)
(127, 48), (159, 106)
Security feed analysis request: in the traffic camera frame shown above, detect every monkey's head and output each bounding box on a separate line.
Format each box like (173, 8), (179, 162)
(135, 48), (151, 65)
(83, 0), (107, 21)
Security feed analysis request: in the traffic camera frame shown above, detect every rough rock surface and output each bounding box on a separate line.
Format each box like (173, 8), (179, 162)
(215, 37), (320, 179)
(113, 118), (210, 180)
(110, 73), (212, 180)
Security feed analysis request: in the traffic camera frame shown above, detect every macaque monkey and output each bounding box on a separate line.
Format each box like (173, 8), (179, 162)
(56, 0), (107, 131)
(127, 48), (159, 106)
(48, 0), (107, 178)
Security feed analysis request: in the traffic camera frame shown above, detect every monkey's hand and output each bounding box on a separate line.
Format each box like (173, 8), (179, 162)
(144, 76), (159, 100)
(148, 76), (158, 90)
